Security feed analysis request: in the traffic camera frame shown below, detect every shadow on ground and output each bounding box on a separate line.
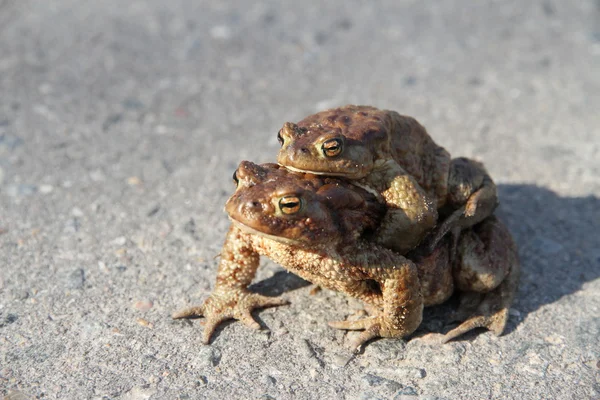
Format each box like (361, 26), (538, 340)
(247, 184), (600, 340)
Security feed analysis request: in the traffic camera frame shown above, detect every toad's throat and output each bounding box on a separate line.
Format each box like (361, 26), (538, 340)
(229, 218), (304, 246)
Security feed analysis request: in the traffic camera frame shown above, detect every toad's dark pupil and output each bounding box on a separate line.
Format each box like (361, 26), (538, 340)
(277, 131), (284, 146)
(280, 196), (302, 214)
(232, 170), (239, 185)
(281, 200), (299, 209)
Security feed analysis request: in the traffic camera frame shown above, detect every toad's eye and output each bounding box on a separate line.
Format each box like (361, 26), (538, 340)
(322, 138), (343, 157)
(277, 130), (284, 146)
(232, 170), (239, 186)
(279, 195), (302, 214)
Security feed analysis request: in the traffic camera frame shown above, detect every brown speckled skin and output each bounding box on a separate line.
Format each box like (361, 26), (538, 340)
(277, 105), (499, 253)
(173, 162), (519, 350)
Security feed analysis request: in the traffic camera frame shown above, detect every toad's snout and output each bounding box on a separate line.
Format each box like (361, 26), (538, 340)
(235, 198), (274, 221)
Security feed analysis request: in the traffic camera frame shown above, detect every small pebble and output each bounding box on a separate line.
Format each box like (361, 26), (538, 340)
(114, 236), (127, 246)
(210, 25), (232, 39)
(544, 334), (564, 345)
(89, 169), (105, 181)
(127, 176), (142, 186)
(4, 391), (29, 400)
(67, 268), (85, 289)
(358, 392), (385, 400)
(362, 374), (403, 393)
(137, 318), (153, 328)
(298, 339), (316, 358)
(393, 386), (418, 398)
(98, 261), (109, 273)
(261, 375), (277, 386)
(63, 218), (80, 234)
(155, 125), (169, 134)
(0, 134), (23, 150)
(134, 300), (154, 312)
(197, 376), (208, 385)
(368, 366), (426, 381)
(197, 346), (221, 367)
(13, 289), (29, 300)
(123, 98), (144, 110)
(147, 205), (160, 217)
(0, 313), (18, 328)
(39, 184), (54, 194)
(5, 183), (37, 197)
(330, 353), (353, 368)
(71, 207), (84, 217)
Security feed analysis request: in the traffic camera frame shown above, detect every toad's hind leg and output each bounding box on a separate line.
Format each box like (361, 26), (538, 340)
(440, 217), (520, 343)
(426, 157), (498, 252)
(327, 244), (424, 351)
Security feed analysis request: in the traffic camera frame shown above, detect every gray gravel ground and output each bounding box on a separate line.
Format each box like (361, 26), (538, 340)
(1, 1), (599, 399)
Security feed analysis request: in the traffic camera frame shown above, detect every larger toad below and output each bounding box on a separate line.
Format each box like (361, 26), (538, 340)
(173, 162), (519, 350)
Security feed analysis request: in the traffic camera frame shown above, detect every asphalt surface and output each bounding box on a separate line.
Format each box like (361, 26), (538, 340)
(1, 1), (599, 399)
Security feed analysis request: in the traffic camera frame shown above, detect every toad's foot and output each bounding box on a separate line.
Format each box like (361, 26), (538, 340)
(172, 288), (288, 343)
(418, 310), (509, 345)
(329, 316), (384, 352)
(440, 309), (508, 344)
(418, 298), (509, 345)
(329, 314), (406, 352)
(439, 259), (519, 344)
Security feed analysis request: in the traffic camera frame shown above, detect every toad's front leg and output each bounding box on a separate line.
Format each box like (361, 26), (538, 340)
(173, 225), (288, 343)
(359, 159), (437, 254)
(328, 244), (424, 351)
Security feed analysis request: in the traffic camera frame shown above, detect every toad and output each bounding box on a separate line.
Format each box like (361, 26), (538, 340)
(276, 105), (498, 253)
(173, 162), (519, 350)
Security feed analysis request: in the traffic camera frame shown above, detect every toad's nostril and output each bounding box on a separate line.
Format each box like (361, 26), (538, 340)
(245, 200), (262, 210)
(300, 147), (309, 154)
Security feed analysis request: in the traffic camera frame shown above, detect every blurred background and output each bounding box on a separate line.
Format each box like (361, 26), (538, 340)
(1, 1), (599, 399)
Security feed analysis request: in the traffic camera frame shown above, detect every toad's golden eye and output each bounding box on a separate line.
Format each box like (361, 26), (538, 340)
(277, 130), (284, 146)
(322, 138), (343, 157)
(232, 170), (239, 186)
(279, 195), (302, 214)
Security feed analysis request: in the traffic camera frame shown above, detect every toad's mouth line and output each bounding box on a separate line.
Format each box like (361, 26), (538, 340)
(278, 164), (350, 177)
(229, 218), (304, 246)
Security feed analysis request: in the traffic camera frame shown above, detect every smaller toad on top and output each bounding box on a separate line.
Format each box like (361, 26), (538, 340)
(277, 105), (498, 254)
